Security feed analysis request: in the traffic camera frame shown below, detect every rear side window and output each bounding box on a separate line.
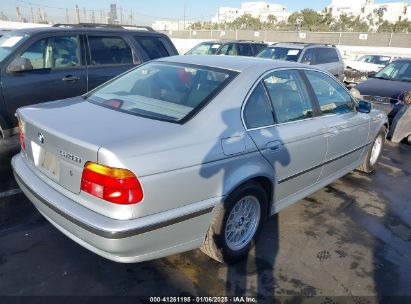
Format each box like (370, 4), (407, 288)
(88, 36), (133, 65)
(237, 44), (253, 57)
(243, 82), (275, 129)
(314, 48), (339, 64)
(301, 49), (316, 65)
(218, 43), (237, 56)
(253, 44), (266, 55)
(17, 36), (81, 69)
(135, 36), (170, 60)
(305, 70), (355, 115)
(263, 70), (313, 124)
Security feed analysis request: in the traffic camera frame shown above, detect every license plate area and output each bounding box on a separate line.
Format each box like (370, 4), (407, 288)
(31, 141), (60, 179)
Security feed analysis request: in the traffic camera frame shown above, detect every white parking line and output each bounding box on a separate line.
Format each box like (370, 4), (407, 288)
(0, 188), (23, 199)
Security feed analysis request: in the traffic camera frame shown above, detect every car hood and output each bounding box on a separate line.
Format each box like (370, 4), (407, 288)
(355, 78), (411, 100)
(345, 60), (383, 72)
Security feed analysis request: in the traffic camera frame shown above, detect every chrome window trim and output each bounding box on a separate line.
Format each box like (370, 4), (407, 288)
(241, 67), (355, 132)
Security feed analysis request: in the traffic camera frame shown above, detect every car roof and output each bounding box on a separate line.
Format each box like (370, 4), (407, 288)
(269, 43), (336, 49)
(7, 26), (164, 36)
(199, 40), (266, 44)
(157, 55), (320, 73)
(391, 58), (411, 63)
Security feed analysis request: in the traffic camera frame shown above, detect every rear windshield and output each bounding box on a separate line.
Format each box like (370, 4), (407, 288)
(86, 62), (237, 123)
(257, 47), (302, 62)
(186, 43), (222, 55)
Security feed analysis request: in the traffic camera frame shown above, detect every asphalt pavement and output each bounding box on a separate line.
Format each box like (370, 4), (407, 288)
(0, 140), (410, 300)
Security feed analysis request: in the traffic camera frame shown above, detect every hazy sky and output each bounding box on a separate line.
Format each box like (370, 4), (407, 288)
(2, 0), (408, 24)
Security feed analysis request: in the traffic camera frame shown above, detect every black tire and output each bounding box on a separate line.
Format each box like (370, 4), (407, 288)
(0, 135), (20, 158)
(200, 181), (268, 264)
(358, 128), (386, 173)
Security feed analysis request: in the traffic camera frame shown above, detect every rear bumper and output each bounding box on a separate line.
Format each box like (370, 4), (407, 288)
(12, 153), (217, 263)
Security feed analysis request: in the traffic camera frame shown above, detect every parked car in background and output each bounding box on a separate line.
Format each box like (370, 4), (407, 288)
(355, 58), (411, 144)
(0, 23), (178, 142)
(13, 55), (387, 264)
(344, 54), (400, 87)
(257, 43), (345, 81)
(185, 40), (267, 57)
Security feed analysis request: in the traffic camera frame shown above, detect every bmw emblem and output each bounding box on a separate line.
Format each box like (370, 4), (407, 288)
(38, 132), (44, 144)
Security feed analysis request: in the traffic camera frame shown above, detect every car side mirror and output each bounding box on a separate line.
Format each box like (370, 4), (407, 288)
(357, 100), (372, 113)
(8, 57), (33, 73)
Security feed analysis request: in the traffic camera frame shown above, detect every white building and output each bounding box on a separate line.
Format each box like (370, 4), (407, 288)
(328, 0), (410, 24)
(363, 2), (409, 23)
(211, 2), (290, 24)
(152, 20), (192, 31)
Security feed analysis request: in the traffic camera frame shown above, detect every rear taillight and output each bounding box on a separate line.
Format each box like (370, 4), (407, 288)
(18, 119), (26, 151)
(81, 162), (143, 205)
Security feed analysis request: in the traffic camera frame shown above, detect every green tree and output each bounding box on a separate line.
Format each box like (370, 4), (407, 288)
(228, 14), (262, 30)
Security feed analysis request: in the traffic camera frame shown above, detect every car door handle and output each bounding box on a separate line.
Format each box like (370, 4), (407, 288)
(264, 141), (283, 152)
(62, 75), (80, 82)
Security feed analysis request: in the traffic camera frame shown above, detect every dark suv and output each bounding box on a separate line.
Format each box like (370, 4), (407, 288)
(185, 40), (267, 57)
(257, 43), (345, 81)
(0, 23), (178, 140)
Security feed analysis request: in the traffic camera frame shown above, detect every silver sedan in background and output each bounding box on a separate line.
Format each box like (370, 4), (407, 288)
(12, 55), (388, 264)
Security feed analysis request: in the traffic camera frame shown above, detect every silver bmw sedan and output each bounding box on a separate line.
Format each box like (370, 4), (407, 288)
(12, 55), (388, 264)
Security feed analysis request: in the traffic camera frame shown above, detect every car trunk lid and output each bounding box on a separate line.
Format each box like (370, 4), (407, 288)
(17, 97), (180, 195)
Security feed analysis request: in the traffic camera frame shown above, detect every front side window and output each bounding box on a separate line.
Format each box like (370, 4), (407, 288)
(264, 70), (313, 124)
(135, 36), (169, 60)
(15, 36), (81, 70)
(86, 63), (236, 122)
(243, 82), (275, 129)
(257, 47), (301, 62)
(305, 70), (355, 115)
(88, 36), (133, 65)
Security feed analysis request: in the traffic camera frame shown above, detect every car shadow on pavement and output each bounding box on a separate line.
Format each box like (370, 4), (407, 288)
(198, 109), (289, 300)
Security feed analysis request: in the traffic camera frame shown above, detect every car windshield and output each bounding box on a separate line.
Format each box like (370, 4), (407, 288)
(357, 55), (391, 65)
(86, 62), (236, 122)
(373, 61), (411, 82)
(257, 47), (301, 62)
(186, 43), (222, 55)
(0, 33), (29, 63)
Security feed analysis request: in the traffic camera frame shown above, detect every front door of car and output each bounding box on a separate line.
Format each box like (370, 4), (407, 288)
(303, 70), (370, 180)
(244, 69), (328, 204)
(1, 34), (87, 126)
(85, 35), (138, 91)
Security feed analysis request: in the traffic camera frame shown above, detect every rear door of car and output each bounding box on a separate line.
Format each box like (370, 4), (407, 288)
(244, 69), (328, 203)
(303, 69), (370, 180)
(1, 32), (87, 125)
(85, 33), (138, 91)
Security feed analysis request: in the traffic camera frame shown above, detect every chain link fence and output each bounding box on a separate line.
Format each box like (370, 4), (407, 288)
(159, 30), (411, 48)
